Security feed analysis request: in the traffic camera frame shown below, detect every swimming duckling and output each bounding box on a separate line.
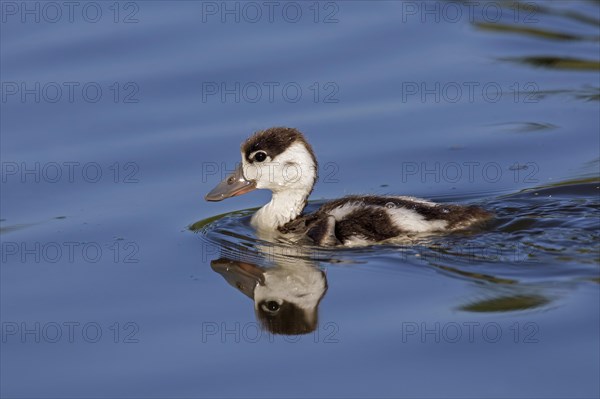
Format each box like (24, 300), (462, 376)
(205, 127), (491, 246)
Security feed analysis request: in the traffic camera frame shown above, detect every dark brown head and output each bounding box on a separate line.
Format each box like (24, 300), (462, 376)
(206, 127), (318, 201)
(242, 127), (317, 169)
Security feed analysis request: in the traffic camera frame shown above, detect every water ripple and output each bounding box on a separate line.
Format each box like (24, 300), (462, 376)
(191, 181), (600, 286)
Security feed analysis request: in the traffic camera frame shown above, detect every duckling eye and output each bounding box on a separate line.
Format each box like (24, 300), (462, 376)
(262, 301), (280, 312)
(254, 151), (267, 162)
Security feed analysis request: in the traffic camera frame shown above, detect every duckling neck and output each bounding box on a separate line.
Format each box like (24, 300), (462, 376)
(251, 189), (309, 230)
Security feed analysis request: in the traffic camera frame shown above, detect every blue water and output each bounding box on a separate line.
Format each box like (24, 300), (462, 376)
(1, 1), (599, 398)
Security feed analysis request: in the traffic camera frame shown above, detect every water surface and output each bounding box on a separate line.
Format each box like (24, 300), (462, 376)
(1, 1), (599, 397)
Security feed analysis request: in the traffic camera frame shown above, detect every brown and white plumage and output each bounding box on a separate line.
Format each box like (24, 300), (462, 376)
(205, 127), (491, 246)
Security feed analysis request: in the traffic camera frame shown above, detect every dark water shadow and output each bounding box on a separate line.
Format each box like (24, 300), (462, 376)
(499, 56), (600, 71)
(0, 216), (67, 235)
(474, 21), (599, 42)
(469, 0), (600, 81)
(460, 293), (550, 312)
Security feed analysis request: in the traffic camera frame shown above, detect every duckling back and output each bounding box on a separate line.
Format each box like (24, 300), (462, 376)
(280, 195), (492, 246)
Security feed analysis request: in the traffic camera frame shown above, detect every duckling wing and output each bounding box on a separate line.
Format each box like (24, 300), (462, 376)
(278, 214), (318, 234)
(306, 215), (340, 247)
(280, 214), (341, 246)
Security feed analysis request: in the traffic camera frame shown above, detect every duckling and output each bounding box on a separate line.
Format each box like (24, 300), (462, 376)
(205, 127), (491, 246)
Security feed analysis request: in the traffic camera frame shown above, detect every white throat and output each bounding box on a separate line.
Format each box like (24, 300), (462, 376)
(245, 141), (316, 231)
(251, 189), (309, 230)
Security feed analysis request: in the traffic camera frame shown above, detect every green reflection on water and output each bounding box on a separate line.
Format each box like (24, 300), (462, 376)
(460, 294), (550, 312)
(474, 21), (596, 41)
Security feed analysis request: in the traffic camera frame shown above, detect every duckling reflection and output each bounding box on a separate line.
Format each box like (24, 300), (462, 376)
(211, 254), (327, 335)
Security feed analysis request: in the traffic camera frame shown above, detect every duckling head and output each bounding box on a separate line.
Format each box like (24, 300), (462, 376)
(205, 127), (317, 201)
(206, 127), (318, 230)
